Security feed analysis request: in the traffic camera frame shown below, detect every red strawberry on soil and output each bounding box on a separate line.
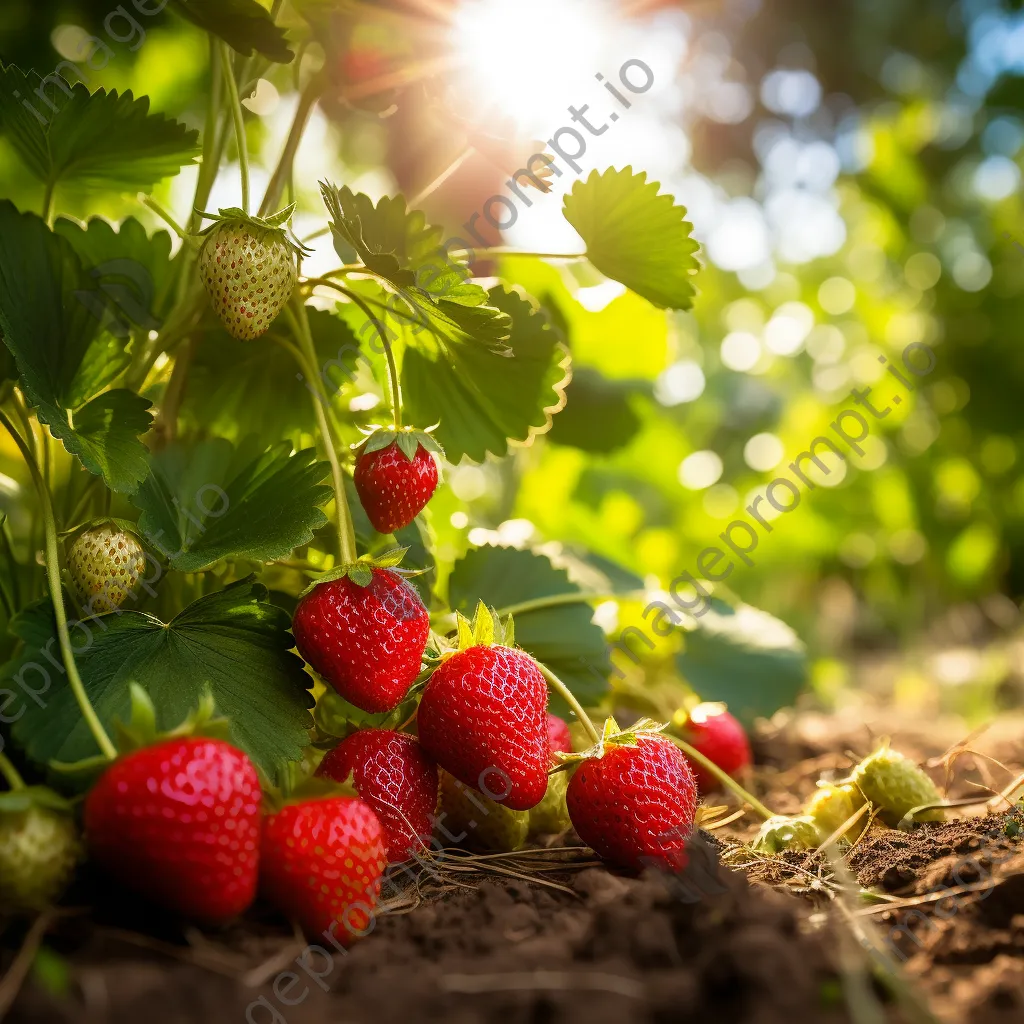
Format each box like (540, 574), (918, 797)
(84, 737), (262, 922)
(261, 796), (387, 943)
(546, 714), (573, 757)
(567, 728), (698, 872)
(418, 637), (549, 812)
(678, 702), (751, 793)
(317, 729), (439, 863)
(292, 564), (429, 714)
(353, 428), (442, 535)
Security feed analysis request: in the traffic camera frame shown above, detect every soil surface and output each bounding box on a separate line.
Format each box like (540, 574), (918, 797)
(4, 711), (1024, 1024)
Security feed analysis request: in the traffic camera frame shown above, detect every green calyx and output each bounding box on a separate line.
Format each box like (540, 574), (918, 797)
(356, 424), (445, 462)
(552, 716), (668, 773)
(262, 762), (359, 816)
(114, 682), (233, 753)
(194, 203), (311, 258)
(299, 545), (425, 595)
(451, 601), (515, 654)
(60, 515), (142, 545)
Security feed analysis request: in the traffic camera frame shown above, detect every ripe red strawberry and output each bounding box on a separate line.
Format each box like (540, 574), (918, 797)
(317, 729), (438, 862)
(679, 702), (751, 793)
(84, 738), (261, 922)
(417, 644), (549, 812)
(198, 207), (302, 341)
(261, 796), (387, 943)
(567, 733), (698, 872)
(546, 714), (573, 757)
(354, 431), (440, 535)
(292, 567), (429, 713)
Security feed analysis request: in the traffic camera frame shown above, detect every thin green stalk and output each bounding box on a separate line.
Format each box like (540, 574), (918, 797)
(284, 302), (357, 564)
(260, 75), (322, 217)
(0, 515), (20, 608)
(667, 735), (774, 821)
(139, 195), (191, 242)
(41, 180), (56, 224)
(220, 40), (250, 214)
(538, 663), (600, 745)
(0, 411), (116, 761)
(432, 591), (645, 632)
(337, 284), (402, 429)
(456, 248), (587, 260)
(0, 751), (24, 790)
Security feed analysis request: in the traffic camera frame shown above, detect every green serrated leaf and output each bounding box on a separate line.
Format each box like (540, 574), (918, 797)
(54, 216), (176, 332)
(563, 167), (701, 311)
(447, 547), (610, 712)
(675, 601), (808, 724)
(0, 202), (153, 492)
(0, 64), (199, 194)
(346, 564), (374, 587)
(400, 285), (571, 463)
(7, 580), (314, 781)
(132, 439), (332, 572)
(182, 307), (362, 449)
(171, 0), (294, 62)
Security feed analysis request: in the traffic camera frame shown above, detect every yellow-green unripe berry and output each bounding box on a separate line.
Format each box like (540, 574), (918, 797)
(805, 782), (867, 843)
(67, 524), (145, 614)
(848, 747), (943, 826)
(438, 770), (529, 852)
(529, 770), (570, 836)
(0, 805), (80, 913)
(751, 814), (821, 855)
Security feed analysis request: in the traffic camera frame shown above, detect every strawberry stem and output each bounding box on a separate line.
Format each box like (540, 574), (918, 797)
(337, 285), (403, 431)
(0, 751), (25, 790)
(537, 663), (601, 746)
(0, 410), (117, 761)
(219, 39), (250, 215)
(284, 300), (358, 564)
(666, 734), (775, 821)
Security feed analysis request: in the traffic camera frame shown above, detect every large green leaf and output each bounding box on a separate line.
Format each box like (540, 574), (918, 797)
(7, 580), (313, 779)
(54, 216), (176, 330)
(0, 64), (199, 193)
(132, 440), (332, 572)
(181, 308), (362, 446)
(675, 601), (808, 724)
(447, 546), (611, 710)
(547, 368), (644, 453)
(563, 168), (701, 311)
(171, 0), (293, 62)
(0, 201), (152, 493)
(401, 286), (571, 463)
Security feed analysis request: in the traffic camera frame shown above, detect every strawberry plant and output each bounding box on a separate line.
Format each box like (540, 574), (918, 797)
(0, 0), (814, 937)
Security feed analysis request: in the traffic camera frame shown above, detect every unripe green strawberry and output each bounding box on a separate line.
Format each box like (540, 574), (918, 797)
(805, 782), (867, 843)
(0, 796), (80, 913)
(198, 208), (301, 340)
(529, 770), (570, 836)
(847, 747), (943, 826)
(68, 524), (145, 614)
(438, 770), (528, 853)
(751, 814), (821, 854)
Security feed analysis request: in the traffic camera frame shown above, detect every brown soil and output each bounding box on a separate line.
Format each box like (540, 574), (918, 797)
(4, 712), (1024, 1024)
(5, 849), (853, 1024)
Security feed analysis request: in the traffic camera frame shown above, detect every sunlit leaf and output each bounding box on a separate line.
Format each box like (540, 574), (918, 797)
(676, 601), (807, 723)
(0, 63), (199, 193)
(563, 167), (701, 310)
